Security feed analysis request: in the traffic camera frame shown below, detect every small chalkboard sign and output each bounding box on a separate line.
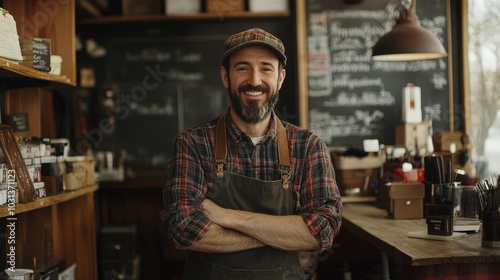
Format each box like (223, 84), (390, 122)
(8, 113), (29, 132)
(19, 37), (51, 72)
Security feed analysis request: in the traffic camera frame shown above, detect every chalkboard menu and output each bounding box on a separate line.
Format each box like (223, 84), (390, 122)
(300, 0), (452, 148)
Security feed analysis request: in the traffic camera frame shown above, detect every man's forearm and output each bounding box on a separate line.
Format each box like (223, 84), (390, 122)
(188, 222), (265, 253)
(202, 199), (319, 251)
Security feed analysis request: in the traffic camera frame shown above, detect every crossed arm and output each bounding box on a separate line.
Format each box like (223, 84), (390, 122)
(188, 199), (319, 253)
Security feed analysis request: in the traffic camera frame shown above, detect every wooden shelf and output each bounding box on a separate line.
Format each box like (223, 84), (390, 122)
(0, 57), (75, 89)
(0, 184), (99, 218)
(77, 11), (290, 25)
(76, 0), (102, 19)
(0, 2), (97, 279)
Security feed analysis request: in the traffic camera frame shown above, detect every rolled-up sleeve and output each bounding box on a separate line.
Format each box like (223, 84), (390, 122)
(162, 133), (210, 249)
(298, 137), (342, 252)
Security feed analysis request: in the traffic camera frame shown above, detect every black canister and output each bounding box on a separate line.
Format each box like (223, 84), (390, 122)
(482, 210), (500, 248)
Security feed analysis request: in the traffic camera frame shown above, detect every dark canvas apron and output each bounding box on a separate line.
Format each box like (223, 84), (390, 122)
(183, 115), (305, 280)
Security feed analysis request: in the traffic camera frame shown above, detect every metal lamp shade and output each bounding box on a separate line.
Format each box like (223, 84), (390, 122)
(372, 9), (447, 61)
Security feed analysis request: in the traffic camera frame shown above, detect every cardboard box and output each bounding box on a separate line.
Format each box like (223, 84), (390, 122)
(206, 0), (245, 14)
(433, 131), (464, 152)
(64, 156), (87, 190)
(395, 122), (429, 152)
(335, 168), (379, 196)
(393, 168), (424, 182)
(165, 0), (201, 14)
(332, 154), (384, 170)
(249, 0), (288, 12)
(388, 182), (425, 219)
(332, 153), (384, 196)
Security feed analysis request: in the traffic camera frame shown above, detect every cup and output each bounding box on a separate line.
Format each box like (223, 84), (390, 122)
(457, 185), (480, 220)
(434, 182), (461, 218)
(481, 210), (500, 248)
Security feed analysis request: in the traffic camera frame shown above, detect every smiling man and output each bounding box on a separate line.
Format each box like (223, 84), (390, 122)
(162, 28), (342, 280)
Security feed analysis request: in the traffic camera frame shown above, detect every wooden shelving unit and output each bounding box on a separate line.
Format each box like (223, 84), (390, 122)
(0, 1), (98, 279)
(77, 10), (290, 25)
(0, 184), (98, 217)
(0, 57), (73, 89)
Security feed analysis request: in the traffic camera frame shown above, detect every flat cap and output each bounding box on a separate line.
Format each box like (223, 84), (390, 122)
(222, 28), (287, 66)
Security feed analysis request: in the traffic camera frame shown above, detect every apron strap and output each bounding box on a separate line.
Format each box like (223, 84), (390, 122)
(214, 113), (291, 189)
(276, 119), (291, 189)
(215, 115), (227, 178)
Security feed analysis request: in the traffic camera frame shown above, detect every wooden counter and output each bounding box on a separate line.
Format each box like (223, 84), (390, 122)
(342, 203), (500, 279)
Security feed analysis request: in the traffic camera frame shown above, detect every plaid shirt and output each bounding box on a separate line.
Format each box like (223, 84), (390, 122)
(162, 112), (342, 252)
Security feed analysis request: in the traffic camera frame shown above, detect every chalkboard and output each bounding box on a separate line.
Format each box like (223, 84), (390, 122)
(89, 18), (297, 172)
(107, 36), (230, 170)
(298, 0), (452, 148)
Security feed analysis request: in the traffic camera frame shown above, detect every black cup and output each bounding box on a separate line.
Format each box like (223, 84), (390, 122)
(481, 211), (500, 248)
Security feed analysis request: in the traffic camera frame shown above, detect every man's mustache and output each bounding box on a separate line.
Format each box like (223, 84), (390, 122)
(238, 84), (270, 93)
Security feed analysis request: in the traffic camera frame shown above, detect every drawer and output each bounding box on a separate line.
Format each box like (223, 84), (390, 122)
(100, 226), (137, 259)
(100, 255), (140, 280)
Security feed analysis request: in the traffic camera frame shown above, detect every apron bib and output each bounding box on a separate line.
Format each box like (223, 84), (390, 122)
(183, 115), (305, 280)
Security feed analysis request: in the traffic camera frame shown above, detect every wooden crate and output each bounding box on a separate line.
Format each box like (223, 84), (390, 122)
(206, 0), (245, 14)
(335, 168), (379, 196)
(433, 131), (463, 152)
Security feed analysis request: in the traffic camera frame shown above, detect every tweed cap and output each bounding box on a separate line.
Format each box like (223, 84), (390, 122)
(222, 28), (287, 66)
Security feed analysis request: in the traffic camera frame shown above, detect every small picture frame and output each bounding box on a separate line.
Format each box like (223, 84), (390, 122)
(0, 125), (36, 203)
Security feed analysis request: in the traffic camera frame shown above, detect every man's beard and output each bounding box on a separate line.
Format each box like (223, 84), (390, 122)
(228, 83), (279, 124)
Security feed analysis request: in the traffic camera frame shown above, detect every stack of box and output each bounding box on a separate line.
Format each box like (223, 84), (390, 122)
(163, 0), (289, 15)
(99, 226), (140, 280)
(17, 137), (96, 198)
(395, 83), (429, 154)
(376, 84), (428, 218)
(17, 137), (49, 199)
(331, 149), (384, 196)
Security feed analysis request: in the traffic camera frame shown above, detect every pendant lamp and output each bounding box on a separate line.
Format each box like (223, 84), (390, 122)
(371, 0), (447, 61)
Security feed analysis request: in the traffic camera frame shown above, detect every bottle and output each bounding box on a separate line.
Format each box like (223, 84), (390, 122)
(427, 120), (434, 154)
